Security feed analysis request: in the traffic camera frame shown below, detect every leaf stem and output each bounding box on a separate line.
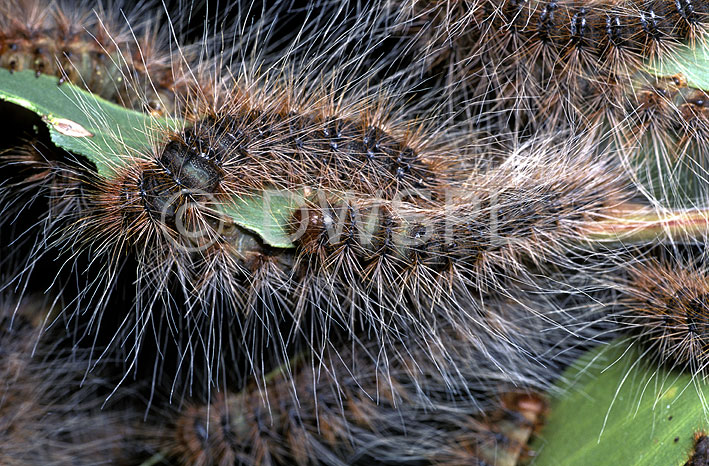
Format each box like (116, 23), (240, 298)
(585, 205), (709, 243)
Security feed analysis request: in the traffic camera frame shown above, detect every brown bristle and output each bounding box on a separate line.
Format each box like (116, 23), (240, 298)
(621, 257), (709, 374)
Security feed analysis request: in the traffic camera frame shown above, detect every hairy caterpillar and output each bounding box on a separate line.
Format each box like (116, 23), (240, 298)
(156, 318), (552, 466)
(616, 252), (709, 375)
(3, 101), (633, 393)
(166, 390), (546, 466)
(389, 0), (708, 123)
(382, 0), (709, 205)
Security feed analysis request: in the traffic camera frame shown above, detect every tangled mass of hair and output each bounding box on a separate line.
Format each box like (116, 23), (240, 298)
(0, 0), (708, 464)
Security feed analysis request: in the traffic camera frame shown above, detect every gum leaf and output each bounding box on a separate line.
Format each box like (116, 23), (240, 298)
(219, 190), (304, 249)
(0, 68), (175, 177)
(0, 68), (296, 248)
(531, 341), (709, 465)
(633, 41), (709, 206)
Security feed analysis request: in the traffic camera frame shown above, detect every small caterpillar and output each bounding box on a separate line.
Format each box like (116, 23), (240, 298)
(616, 72), (709, 205)
(618, 253), (709, 375)
(383, 0), (709, 204)
(0, 0), (208, 114)
(167, 391), (546, 466)
(390, 0), (709, 123)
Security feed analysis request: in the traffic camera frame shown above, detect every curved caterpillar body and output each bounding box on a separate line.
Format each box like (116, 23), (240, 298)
(17, 84), (631, 394)
(159, 319), (551, 466)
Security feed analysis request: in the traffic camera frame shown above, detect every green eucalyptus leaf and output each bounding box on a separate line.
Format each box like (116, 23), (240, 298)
(531, 341), (709, 466)
(0, 68), (297, 248)
(219, 190), (303, 249)
(0, 68), (176, 177)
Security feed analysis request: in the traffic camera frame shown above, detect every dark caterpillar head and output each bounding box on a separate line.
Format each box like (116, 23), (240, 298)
(159, 139), (223, 194)
(137, 135), (224, 227)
